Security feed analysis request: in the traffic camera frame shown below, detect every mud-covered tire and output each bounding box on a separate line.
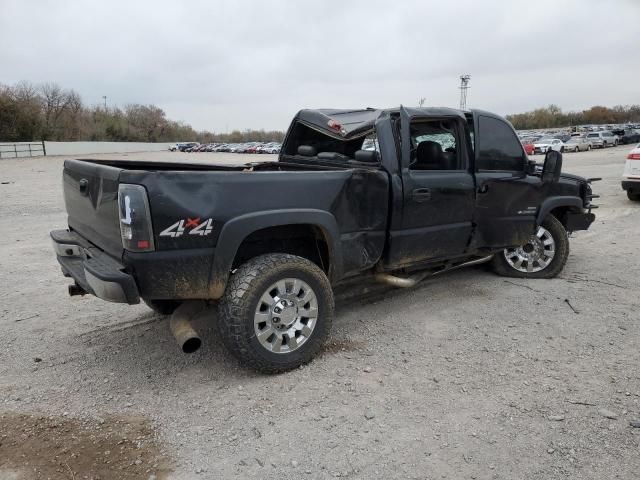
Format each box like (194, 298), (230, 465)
(491, 215), (569, 279)
(217, 254), (334, 373)
(143, 299), (180, 315)
(628, 191), (640, 201)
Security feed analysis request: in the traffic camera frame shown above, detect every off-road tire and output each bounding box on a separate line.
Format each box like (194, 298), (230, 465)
(143, 299), (180, 315)
(491, 215), (569, 279)
(628, 191), (640, 201)
(217, 253), (334, 373)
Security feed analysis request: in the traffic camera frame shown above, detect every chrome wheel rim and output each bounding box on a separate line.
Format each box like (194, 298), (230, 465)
(253, 278), (318, 354)
(503, 226), (556, 273)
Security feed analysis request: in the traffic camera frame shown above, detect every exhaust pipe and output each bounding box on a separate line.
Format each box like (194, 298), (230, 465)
(374, 271), (431, 288)
(68, 283), (87, 297)
(169, 301), (205, 354)
(374, 255), (494, 288)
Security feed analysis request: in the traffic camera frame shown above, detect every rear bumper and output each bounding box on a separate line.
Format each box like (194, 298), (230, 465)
(51, 230), (140, 304)
(622, 180), (640, 191)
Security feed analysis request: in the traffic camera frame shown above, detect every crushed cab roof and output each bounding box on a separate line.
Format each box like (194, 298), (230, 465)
(295, 108), (384, 140)
(294, 107), (469, 140)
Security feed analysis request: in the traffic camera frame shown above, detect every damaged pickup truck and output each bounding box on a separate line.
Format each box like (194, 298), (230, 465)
(51, 107), (597, 372)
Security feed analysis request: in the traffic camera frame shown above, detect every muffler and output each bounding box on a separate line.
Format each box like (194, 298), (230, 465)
(169, 301), (206, 354)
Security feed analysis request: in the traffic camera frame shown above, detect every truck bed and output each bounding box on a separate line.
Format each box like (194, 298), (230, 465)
(61, 158), (390, 299)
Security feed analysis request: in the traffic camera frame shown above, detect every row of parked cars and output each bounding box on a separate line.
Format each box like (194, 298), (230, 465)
(519, 128), (640, 155)
(169, 142), (282, 154)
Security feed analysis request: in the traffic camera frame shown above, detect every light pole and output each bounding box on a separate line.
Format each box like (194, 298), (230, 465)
(459, 75), (471, 110)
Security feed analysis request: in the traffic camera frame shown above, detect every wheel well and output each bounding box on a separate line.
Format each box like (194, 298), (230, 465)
(232, 224), (330, 273)
(549, 206), (579, 228)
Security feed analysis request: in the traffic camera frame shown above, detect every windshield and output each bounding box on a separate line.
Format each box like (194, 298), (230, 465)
(587, 133), (599, 137)
(537, 137), (555, 143)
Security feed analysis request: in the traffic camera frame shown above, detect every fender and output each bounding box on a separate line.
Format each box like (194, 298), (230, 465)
(207, 209), (343, 299)
(536, 196), (583, 225)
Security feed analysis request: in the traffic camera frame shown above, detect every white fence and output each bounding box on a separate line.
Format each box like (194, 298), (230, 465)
(0, 141), (175, 158)
(44, 141), (174, 156)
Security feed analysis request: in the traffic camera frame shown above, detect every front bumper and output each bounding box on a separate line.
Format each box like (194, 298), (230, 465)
(51, 230), (140, 304)
(622, 179), (640, 192)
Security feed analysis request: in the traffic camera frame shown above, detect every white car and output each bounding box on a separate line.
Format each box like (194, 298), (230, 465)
(622, 144), (640, 201)
(533, 137), (564, 154)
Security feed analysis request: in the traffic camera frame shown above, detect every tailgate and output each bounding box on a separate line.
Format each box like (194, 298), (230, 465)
(63, 159), (123, 258)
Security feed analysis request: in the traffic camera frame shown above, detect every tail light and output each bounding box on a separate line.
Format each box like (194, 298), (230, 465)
(118, 184), (155, 252)
(627, 153), (640, 160)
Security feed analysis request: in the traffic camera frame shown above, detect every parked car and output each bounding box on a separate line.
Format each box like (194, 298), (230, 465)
(563, 136), (591, 152)
(521, 140), (534, 155)
(586, 131), (618, 148)
(533, 137), (564, 154)
(612, 128), (640, 145)
(50, 106), (596, 373)
(170, 143), (193, 152)
(178, 142), (199, 152)
(622, 143), (640, 201)
(553, 134), (572, 143)
(257, 143), (281, 154)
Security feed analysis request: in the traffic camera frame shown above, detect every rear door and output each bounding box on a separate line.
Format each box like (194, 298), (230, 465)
(470, 111), (541, 249)
(384, 107), (475, 268)
(63, 159), (124, 258)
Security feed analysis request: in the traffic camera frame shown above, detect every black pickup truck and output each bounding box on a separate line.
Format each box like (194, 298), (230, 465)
(51, 107), (597, 372)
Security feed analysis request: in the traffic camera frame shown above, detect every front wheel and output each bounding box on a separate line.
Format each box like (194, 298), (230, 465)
(217, 254), (334, 373)
(491, 215), (569, 279)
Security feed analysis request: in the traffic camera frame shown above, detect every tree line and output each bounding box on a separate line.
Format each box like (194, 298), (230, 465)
(506, 104), (640, 130)
(0, 81), (285, 143)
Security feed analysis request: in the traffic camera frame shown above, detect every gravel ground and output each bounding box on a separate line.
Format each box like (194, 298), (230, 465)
(1, 147), (639, 479)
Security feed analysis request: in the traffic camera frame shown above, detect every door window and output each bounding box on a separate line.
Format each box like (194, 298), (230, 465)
(476, 115), (526, 171)
(409, 119), (462, 171)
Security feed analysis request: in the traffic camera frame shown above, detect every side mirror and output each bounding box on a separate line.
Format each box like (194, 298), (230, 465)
(542, 150), (563, 183)
(354, 150), (379, 163)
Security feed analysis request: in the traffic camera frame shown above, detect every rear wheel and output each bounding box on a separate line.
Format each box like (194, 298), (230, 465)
(491, 215), (569, 279)
(217, 253), (334, 373)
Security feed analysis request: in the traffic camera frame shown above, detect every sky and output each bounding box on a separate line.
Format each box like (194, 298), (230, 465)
(1, 0), (638, 132)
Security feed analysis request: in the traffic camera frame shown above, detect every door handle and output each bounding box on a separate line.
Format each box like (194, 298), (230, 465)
(478, 184), (489, 194)
(412, 188), (432, 202)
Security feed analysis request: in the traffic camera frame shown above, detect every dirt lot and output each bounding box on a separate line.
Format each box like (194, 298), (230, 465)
(1, 147), (639, 479)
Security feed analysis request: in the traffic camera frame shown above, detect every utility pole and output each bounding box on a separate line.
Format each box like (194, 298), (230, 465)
(459, 75), (471, 110)
(418, 97), (426, 108)
(102, 96), (107, 110)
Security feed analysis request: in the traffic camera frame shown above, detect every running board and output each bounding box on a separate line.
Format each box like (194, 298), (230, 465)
(374, 255), (494, 288)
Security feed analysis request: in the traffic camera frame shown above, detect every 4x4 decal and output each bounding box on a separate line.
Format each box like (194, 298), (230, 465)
(160, 218), (213, 237)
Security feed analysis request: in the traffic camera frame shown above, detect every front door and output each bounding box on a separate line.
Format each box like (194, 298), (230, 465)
(470, 111), (541, 249)
(384, 107), (475, 269)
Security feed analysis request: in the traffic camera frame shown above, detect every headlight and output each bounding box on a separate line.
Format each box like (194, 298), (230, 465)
(118, 184), (155, 252)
